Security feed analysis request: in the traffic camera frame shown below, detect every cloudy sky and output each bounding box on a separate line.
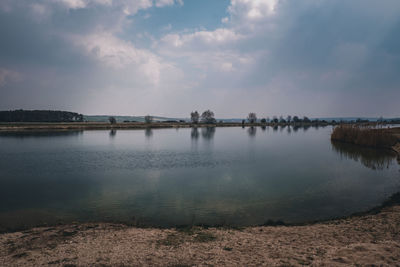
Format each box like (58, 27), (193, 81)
(0, 0), (399, 118)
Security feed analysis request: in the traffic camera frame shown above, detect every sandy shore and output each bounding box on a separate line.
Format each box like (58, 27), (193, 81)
(1, 205), (400, 266)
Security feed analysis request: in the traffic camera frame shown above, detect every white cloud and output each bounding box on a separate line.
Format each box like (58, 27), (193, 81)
(0, 69), (22, 87)
(58, 0), (88, 9)
(160, 28), (242, 50)
(155, 0), (183, 8)
(72, 31), (183, 86)
(229, 0), (279, 20)
(57, 0), (182, 14)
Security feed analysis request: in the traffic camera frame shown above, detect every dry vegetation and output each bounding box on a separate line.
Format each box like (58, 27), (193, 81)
(331, 125), (399, 148)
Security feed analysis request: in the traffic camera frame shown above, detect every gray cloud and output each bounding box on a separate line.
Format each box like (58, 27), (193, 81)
(0, 0), (399, 117)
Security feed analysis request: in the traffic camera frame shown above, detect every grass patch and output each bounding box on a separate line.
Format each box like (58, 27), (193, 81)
(157, 233), (186, 247)
(157, 228), (217, 247)
(193, 232), (216, 243)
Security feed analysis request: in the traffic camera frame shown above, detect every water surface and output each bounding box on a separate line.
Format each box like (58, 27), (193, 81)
(0, 126), (399, 230)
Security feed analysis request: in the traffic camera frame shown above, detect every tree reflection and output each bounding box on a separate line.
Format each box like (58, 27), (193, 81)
(191, 127), (199, 140)
(109, 129), (117, 138)
(201, 127), (215, 140)
(331, 141), (396, 170)
(0, 130), (83, 138)
(247, 126), (257, 137)
(286, 126), (292, 135)
(145, 128), (153, 138)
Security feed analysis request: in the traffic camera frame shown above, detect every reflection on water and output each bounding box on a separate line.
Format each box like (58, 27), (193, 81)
(191, 127), (199, 140)
(247, 126), (257, 137)
(109, 129), (117, 138)
(331, 141), (397, 170)
(0, 126), (399, 230)
(201, 127), (215, 140)
(145, 128), (153, 138)
(0, 130), (83, 138)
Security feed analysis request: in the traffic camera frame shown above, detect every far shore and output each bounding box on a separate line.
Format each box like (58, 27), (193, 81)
(1, 121), (399, 132)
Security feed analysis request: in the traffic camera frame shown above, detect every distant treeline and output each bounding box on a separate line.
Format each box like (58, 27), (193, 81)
(0, 110), (83, 122)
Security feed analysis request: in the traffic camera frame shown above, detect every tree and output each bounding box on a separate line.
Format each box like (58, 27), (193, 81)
(108, 116), (116, 124)
(293, 116), (300, 123)
(303, 116), (311, 123)
(260, 118), (267, 123)
(190, 111), (199, 124)
(286, 115), (292, 123)
(201, 110), (216, 124)
(247, 113), (257, 123)
(144, 115), (153, 123)
(272, 116), (278, 123)
(0, 110), (84, 122)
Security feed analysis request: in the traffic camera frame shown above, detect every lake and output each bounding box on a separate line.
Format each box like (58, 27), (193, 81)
(0, 126), (399, 231)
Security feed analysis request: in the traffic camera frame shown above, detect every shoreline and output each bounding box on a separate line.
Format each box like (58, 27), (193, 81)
(2, 121), (398, 132)
(1, 201), (400, 266)
(0, 121), (328, 131)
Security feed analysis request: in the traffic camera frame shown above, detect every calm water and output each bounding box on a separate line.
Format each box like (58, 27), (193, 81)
(0, 126), (399, 230)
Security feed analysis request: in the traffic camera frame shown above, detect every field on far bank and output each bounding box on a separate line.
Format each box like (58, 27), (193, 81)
(1, 204), (400, 266)
(0, 122), (244, 131)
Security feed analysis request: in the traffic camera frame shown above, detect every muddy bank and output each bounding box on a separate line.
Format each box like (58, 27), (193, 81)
(1, 203), (400, 266)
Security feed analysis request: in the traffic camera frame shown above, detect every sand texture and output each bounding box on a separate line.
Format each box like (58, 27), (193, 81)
(1, 205), (400, 266)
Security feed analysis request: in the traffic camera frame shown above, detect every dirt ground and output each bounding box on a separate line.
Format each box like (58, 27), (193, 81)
(1, 205), (400, 267)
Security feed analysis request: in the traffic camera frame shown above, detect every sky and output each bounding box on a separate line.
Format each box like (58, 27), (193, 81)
(0, 0), (399, 118)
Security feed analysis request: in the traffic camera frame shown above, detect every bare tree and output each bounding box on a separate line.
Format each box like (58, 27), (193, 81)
(286, 115), (292, 124)
(144, 115), (153, 123)
(108, 116), (116, 124)
(190, 111), (199, 124)
(247, 113), (257, 123)
(201, 110), (216, 124)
